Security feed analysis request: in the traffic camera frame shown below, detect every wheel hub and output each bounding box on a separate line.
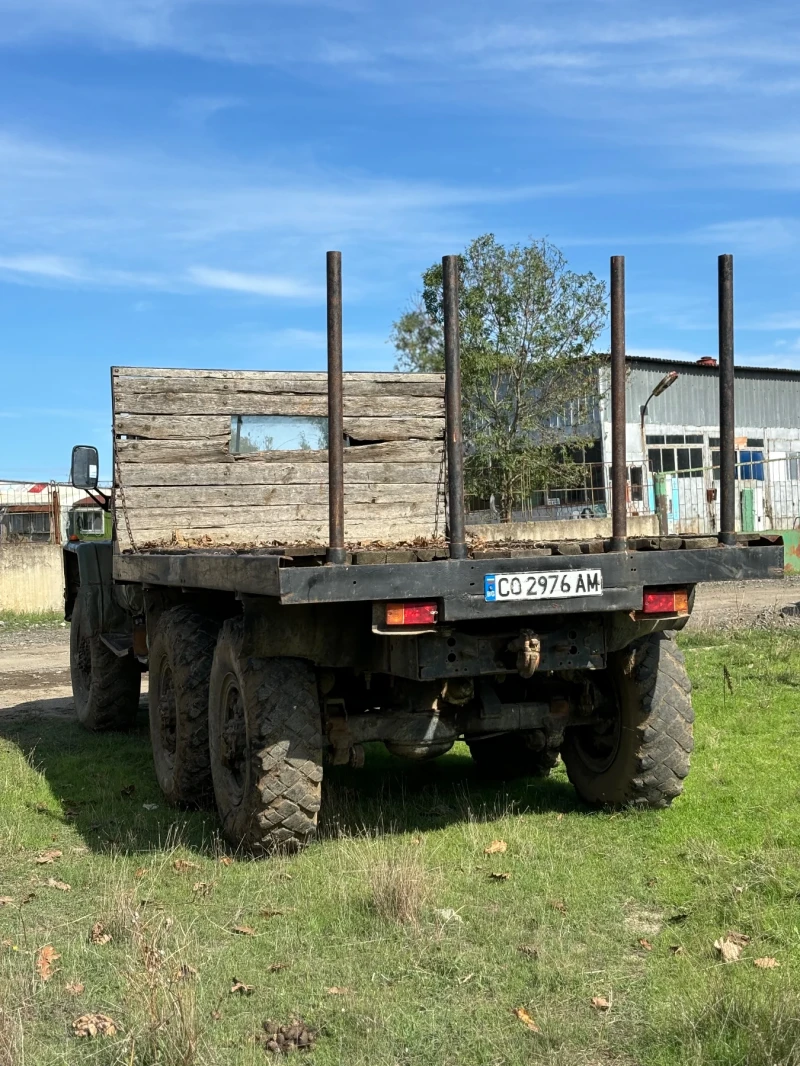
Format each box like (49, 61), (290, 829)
(220, 676), (247, 802)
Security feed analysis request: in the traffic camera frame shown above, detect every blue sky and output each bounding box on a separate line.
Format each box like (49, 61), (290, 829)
(0, 0), (798, 480)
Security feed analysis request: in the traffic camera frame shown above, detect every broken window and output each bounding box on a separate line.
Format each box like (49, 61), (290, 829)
(230, 415), (329, 454)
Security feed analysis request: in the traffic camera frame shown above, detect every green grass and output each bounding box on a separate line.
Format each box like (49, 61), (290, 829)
(0, 610), (65, 631)
(2, 630), (800, 1065)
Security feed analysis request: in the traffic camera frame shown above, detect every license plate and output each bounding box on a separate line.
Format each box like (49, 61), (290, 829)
(484, 569), (603, 602)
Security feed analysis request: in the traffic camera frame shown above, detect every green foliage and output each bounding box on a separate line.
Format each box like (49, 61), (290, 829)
(392, 234), (607, 518)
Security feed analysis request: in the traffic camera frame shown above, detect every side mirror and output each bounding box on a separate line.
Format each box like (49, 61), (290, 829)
(71, 445), (99, 490)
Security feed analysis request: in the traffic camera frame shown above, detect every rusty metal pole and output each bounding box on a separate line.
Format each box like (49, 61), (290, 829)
(442, 255), (467, 560)
(326, 250), (346, 564)
(718, 253), (736, 546)
(610, 255), (627, 552)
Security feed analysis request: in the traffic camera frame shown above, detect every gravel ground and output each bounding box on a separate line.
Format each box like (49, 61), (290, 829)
(1, 576), (798, 721)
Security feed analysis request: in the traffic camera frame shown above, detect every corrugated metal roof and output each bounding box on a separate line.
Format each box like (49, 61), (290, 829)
(623, 357), (800, 430)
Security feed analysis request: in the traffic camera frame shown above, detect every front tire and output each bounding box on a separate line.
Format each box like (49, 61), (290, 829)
(208, 618), (323, 854)
(69, 588), (141, 731)
(148, 607), (219, 806)
(561, 631), (693, 808)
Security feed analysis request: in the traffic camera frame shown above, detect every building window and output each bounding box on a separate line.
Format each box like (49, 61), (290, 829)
(789, 455), (800, 481)
(75, 509), (104, 533)
(2, 512), (51, 536)
(647, 445), (703, 478)
(629, 466), (644, 502)
(711, 449), (765, 481)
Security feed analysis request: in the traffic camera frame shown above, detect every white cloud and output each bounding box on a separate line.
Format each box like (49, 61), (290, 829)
(0, 253), (84, 280)
(188, 266), (322, 299)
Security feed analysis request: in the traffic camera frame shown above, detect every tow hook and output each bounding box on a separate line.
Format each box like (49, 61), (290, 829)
(508, 629), (541, 678)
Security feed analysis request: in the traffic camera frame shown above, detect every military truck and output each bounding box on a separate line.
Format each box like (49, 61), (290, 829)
(62, 252), (782, 853)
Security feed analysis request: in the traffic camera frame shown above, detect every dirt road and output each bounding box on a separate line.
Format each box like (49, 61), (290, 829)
(2, 577), (798, 720)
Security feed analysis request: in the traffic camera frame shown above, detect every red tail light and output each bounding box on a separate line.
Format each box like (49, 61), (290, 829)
(642, 589), (689, 615)
(385, 601), (438, 626)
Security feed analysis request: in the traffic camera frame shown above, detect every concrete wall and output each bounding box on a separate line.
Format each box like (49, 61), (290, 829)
(468, 514), (659, 544)
(0, 542), (64, 613)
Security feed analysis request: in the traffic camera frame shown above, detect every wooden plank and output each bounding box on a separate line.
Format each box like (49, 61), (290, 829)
(117, 519), (440, 551)
(115, 415), (229, 440)
(115, 413), (444, 443)
(343, 417), (444, 441)
(116, 438), (444, 465)
(114, 366), (443, 387)
(117, 502), (442, 527)
(121, 485), (445, 508)
(114, 388), (443, 418)
(113, 374), (445, 401)
(115, 438), (232, 463)
(118, 461), (443, 487)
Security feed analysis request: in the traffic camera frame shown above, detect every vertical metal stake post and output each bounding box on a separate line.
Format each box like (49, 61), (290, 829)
(442, 255), (467, 560)
(718, 253), (736, 546)
(610, 255), (628, 552)
(326, 250), (346, 564)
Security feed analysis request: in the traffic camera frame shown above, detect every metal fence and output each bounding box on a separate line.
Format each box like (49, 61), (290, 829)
(466, 456), (800, 535)
(0, 480), (111, 545)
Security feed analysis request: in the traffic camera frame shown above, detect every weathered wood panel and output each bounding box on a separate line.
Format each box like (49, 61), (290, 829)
(113, 373), (445, 401)
(114, 367), (443, 388)
(116, 438), (444, 465)
(122, 485), (445, 507)
(113, 366), (446, 549)
(119, 462), (443, 487)
(114, 389), (443, 418)
(115, 413), (444, 443)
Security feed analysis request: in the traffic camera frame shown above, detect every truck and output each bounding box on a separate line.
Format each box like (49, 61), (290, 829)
(62, 252), (783, 854)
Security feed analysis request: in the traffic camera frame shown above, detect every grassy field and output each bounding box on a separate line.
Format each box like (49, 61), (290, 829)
(2, 629), (800, 1065)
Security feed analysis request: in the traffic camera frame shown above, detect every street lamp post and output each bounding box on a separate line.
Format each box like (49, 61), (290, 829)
(640, 371), (679, 536)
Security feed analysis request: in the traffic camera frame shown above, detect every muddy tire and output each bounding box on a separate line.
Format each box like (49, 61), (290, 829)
(467, 733), (559, 778)
(148, 607), (219, 806)
(561, 631), (693, 808)
(208, 618), (323, 854)
(70, 588), (140, 731)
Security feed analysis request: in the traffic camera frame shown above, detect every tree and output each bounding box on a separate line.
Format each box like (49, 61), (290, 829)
(391, 234), (607, 520)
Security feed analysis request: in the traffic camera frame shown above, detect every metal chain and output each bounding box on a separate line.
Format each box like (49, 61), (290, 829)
(113, 450), (137, 553)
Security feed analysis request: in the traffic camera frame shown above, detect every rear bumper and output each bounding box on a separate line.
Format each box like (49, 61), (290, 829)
(114, 544), (783, 621)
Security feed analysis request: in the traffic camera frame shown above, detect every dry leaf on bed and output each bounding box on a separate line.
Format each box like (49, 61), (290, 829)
(513, 1007), (541, 1033)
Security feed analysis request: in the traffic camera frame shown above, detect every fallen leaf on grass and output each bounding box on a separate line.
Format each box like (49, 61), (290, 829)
(556, 813), (564, 822)
(35, 849), (62, 864)
(231, 925), (256, 937)
(639, 939), (653, 951)
(550, 899), (567, 914)
(134, 868), (149, 879)
(267, 962), (288, 973)
(484, 840), (507, 855)
(517, 945), (539, 958)
(193, 882), (213, 896)
(591, 996), (610, 1011)
(173, 859), (199, 873)
(120, 784), (135, 797)
(512, 1007), (541, 1033)
(714, 937), (743, 963)
(65, 982), (85, 995)
(36, 945), (60, 981)
(72, 1013), (119, 1038)
(45, 878), (71, 892)
(90, 922), (111, 945)
(259, 1019), (316, 1054)
(230, 979), (254, 995)
(754, 957), (779, 969)
(174, 964), (198, 981)
(260, 907), (291, 919)
(0, 897), (13, 907)
(142, 803), (158, 811)
(489, 872), (511, 881)
(325, 986), (352, 995)
(670, 945), (685, 956)
(218, 856), (234, 866)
